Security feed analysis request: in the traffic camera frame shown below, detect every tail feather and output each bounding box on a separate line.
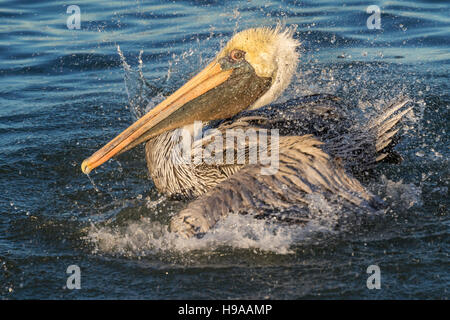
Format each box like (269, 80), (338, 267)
(376, 128), (400, 152)
(370, 98), (412, 164)
(369, 99), (410, 131)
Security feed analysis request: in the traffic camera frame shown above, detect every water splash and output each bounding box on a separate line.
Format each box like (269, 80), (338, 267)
(145, 195), (167, 209)
(117, 45), (163, 120)
(85, 213), (332, 256)
(378, 175), (423, 210)
(85, 189), (378, 257)
(86, 173), (100, 193)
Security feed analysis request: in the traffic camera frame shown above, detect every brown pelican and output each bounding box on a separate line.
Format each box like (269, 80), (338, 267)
(81, 26), (411, 238)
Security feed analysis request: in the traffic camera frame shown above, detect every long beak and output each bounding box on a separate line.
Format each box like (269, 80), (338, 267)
(81, 61), (233, 174)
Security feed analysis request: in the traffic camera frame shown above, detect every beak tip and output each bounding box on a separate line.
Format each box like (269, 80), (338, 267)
(81, 160), (91, 175)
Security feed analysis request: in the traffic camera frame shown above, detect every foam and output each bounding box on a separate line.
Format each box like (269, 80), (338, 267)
(85, 212), (335, 256)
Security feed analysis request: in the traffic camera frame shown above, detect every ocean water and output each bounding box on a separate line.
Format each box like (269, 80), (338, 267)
(0, 0), (448, 299)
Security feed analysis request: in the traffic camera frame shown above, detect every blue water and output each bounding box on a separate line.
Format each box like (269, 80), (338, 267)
(0, 0), (448, 299)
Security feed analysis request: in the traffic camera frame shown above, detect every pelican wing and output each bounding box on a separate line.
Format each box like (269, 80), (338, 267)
(170, 135), (383, 238)
(220, 94), (412, 174)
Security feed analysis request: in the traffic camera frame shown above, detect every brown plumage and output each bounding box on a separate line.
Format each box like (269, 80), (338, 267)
(169, 134), (382, 238)
(144, 94), (411, 237)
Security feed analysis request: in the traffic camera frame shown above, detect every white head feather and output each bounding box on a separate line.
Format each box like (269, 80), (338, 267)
(218, 25), (300, 109)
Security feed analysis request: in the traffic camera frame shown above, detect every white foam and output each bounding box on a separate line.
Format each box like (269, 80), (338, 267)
(378, 175), (423, 210)
(85, 212), (333, 257)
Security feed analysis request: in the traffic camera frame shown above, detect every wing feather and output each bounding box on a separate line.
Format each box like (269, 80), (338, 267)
(170, 135), (382, 238)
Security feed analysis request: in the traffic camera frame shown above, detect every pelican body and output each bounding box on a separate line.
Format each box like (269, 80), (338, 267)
(82, 27), (411, 238)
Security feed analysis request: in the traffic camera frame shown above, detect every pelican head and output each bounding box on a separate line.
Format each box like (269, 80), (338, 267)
(82, 26), (300, 174)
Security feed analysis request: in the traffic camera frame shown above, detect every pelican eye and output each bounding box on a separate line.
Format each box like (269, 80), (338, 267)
(230, 49), (245, 62)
